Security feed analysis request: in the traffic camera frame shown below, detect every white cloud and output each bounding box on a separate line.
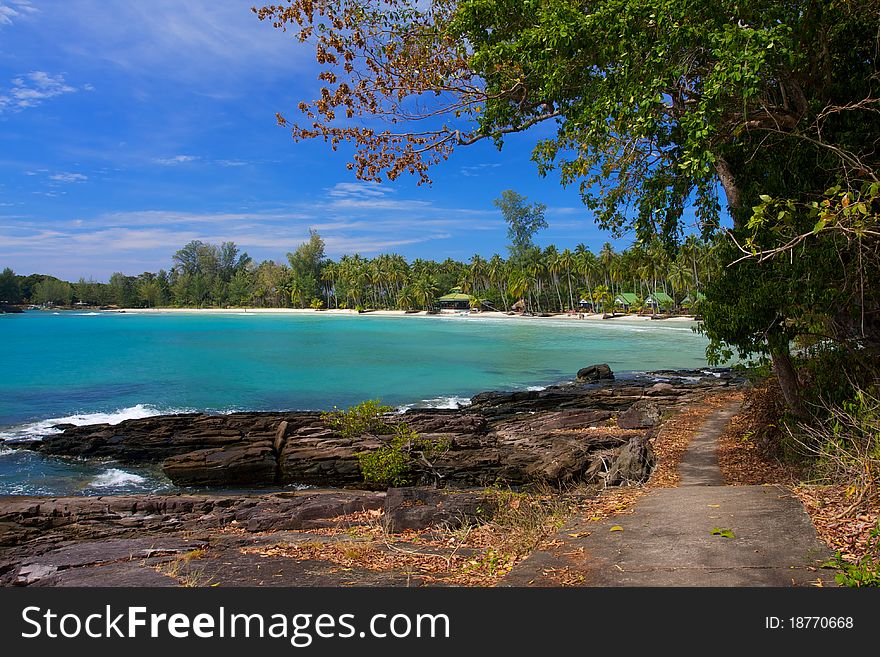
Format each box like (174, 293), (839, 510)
(0, 1), (37, 27)
(40, 1), (310, 87)
(327, 182), (395, 199)
(49, 172), (88, 183)
(153, 155), (200, 165)
(460, 163), (502, 177)
(0, 71), (82, 112)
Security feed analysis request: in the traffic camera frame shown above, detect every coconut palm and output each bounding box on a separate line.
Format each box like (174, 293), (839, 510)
(412, 275), (439, 310)
(558, 248), (576, 311)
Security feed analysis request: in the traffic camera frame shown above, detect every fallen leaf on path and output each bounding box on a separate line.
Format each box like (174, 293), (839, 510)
(710, 527), (735, 539)
(568, 532), (592, 538)
(610, 525), (624, 532)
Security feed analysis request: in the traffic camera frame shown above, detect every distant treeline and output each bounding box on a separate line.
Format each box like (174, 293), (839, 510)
(1, 233), (719, 313)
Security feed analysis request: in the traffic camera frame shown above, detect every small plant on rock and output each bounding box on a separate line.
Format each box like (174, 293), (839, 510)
(357, 424), (449, 487)
(322, 399), (394, 439)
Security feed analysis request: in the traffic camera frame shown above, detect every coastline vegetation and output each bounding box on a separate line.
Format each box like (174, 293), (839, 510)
(0, 230), (719, 315)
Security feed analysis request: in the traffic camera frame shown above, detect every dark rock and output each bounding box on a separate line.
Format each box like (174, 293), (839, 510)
(49, 423), (76, 431)
(243, 493), (384, 532)
(605, 436), (656, 485)
(617, 400), (663, 429)
(162, 443), (277, 486)
(645, 382), (677, 396)
(384, 487), (496, 532)
(31, 562), (176, 587)
(576, 363), (614, 381)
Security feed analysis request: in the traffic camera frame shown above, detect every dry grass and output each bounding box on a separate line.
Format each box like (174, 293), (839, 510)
(238, 486), (644, 586)
(241, 489), (576, 586)
(155, 548), (214, 587)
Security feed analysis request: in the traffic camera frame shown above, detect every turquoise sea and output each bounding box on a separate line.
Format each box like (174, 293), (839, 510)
(0, 310), (710, 495)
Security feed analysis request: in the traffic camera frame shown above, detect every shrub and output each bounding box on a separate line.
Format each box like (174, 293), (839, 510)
(357, 424), (449, 487)
(789, 387), (880, 499)
(322, 399), (393, 439)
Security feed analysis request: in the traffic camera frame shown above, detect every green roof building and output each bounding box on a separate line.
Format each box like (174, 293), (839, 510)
(645, 291), (674, 310)
(613, 292), (640, 311)
(437, 288), (472, 310)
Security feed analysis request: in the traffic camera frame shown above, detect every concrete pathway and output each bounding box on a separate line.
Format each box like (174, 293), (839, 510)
(502, 401), (835, 586)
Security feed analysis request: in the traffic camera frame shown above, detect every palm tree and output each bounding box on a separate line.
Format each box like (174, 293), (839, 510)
(667, 260), (694, 301)
(321, 260), (337, 308)
(487, 254), (508, 310)
(543, 246), (564, 312)
(396, 286), (417, 311)
(412, 275), (438, 310)
(575, 244), (598, 309)
(559, 248), (576, 311)
(507, 270), (530, 309)
(599, 242), (615, 291)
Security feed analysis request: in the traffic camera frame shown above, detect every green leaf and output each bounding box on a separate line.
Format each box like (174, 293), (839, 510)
(812, 219), (827, 234)
(710, 527), (735, 539)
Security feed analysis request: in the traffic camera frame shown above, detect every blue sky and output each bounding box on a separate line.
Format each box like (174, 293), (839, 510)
(2, 0), (666, 281)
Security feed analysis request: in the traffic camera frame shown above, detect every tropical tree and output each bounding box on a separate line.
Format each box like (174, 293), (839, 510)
(0, 267), (21, 304)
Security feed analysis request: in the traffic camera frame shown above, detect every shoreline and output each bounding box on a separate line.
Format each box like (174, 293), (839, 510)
(111, 307), (698, 324)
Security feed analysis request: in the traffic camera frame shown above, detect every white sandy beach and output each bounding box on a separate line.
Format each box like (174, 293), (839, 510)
(115, 307), (698, 323)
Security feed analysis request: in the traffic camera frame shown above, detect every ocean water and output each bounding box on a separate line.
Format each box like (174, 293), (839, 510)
(0, 310), (710, 495)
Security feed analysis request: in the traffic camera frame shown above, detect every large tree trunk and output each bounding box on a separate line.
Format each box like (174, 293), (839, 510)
(715, 156), (744, 229)
(770, 346), (808, 419)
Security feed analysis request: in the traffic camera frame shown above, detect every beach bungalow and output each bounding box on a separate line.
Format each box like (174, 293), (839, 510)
(612, 292), (640, 313)
(644, 291), (675, 313)
(437, 288), (472, 311)
(577, 298), (596, 312)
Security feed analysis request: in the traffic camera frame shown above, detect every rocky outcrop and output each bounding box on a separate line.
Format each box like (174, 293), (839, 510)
(576, 363), (614, 381)
(605, 435), (657, 485)
(9, 369), (741, 491)
(0, 492), (387, 550)
(617, 399), (662, 429)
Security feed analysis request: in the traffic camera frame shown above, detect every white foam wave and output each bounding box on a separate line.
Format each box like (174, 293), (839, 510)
(87, 468), (146, 488)
(0, 404), (171, 442)
(526, 385), (547, 391)
(75, 312), (101, 316)
(423, 396), (472, 409)
(397, 396), (473, 412)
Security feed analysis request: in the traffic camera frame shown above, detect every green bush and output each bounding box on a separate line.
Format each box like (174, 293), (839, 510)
(357, 424), (449, 487)
(322, 399), (393, 439)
